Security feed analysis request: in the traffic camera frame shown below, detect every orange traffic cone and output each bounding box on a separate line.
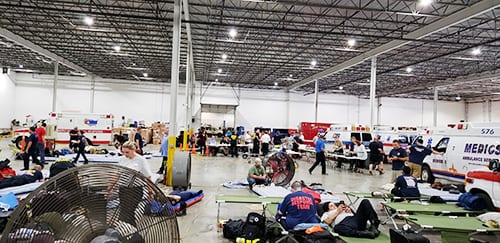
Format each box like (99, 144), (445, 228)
(205, 146), (209, 156)
(191, 144), (196, 154)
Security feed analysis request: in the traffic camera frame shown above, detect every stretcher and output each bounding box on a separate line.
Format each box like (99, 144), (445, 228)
(403, 214), (500, 243)
(339, 232), (390, 243)
(344, 188), (461, 207)
(215, 194), (282, 231)
(382, 201), (484, 229)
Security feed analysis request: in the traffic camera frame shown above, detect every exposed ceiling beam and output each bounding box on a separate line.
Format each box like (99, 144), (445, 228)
(288, 0), (500, 90)
(0, 27), (91, 74)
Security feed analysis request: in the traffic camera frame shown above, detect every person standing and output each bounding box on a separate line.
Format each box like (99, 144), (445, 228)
(309, 132), (327, 175)
(134, 127), (144, 155)
(69, 126), (78, 152)
(35, 123), (47, 164)
(388, 140), (409, 183)
(197, 129), (207, 155)
(244, 131), (252, 153)
(368, 136), (384, 175)
(73, 130), (89, 164)
(23, 127), (42, 170)
(230, 132), (238, 158)
(113, 141), (153, 227)
(157, 128), (169, 174)
(260, 130), (271, 156)
(252, 129), (261, 156)
(408, 138), (440, 179)
(351, 139), (368, 173)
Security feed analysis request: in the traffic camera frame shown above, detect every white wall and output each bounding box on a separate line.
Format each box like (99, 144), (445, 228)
(0, 74), (16, 128)
(9, 73), (468, 131)
(467, 100), (500, 122)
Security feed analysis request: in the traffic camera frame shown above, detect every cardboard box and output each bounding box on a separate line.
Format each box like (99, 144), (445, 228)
(153, 138), (161, 145)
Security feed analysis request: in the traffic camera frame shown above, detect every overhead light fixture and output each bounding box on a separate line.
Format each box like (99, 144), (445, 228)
(83, 16), (94, 26)
(106, 52), (136, 57)
(0, 41), (13, 48)
(471, 48), (481, 56)
(455, 96), (461, 101)
(143, 73), (148, 77)
(393, 11), (437, 17)
(12, 68), (35, 73)
(347, 39), (356, 47)
(217, 68), (222, 73)
(132, 75), (155, 81)
(289, 74), (293, 78)
(406, 67), (413, 73)
(448, 56), (483, 61)
(113, 45), (121, 52)
(392, 73), (415, 77)
(124, 66), (148, 71)
(418, 0), (433, 7)
(221, 54), (228, 60)
(310, 60), (317, 67)
(274, 82), (278, 86)
(18, 64), (23, 69)
(334, 47), (362, 52)
(75, 27), (113, 32)
(229, 29), (237, 38)
(70, 71), (87, 76)
(215, 78), (219, 82)
(339, 86), (344, 90)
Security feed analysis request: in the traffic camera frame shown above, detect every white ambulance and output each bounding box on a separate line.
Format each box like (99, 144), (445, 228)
(325, 124), (372, 151)
(465, 159), (500, 211)
(419, 123), (500, 184)
(372, 126), (423, 154)
(12, 112), (114, 148)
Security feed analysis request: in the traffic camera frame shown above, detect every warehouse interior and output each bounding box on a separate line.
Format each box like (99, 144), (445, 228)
(0, 0), (500, 242)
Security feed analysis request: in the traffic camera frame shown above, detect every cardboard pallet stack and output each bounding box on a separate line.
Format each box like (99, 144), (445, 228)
(152, 122), (165, 145)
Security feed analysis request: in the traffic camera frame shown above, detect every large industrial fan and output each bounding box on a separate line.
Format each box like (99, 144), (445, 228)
(1, 164), (180, 243)
(263, 151), (296, 186)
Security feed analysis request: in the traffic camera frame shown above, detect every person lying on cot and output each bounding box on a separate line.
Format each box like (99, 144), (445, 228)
(320, 199), (380, 239)
(166, 190), (204, 216)
(0, 165), (44, 189)
(391, 165), (420, 200)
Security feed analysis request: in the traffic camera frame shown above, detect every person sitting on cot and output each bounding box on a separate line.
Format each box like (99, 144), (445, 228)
(0, 165), (44, 189)
(391, 166), (420, 200)
(320, 199), (380, 239)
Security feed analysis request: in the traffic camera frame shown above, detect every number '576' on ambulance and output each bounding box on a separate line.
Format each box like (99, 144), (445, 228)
(420, 123), (500, 184)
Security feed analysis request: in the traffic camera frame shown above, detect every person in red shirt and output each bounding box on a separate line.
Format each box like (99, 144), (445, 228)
(35, 123), (47, 163)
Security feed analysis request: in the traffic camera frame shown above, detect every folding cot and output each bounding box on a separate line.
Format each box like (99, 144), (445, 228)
(253, 185), (341, 203)
(344, 188), (462, 207)
(381, 201), (485, 229)
(403, 214), (500, 243)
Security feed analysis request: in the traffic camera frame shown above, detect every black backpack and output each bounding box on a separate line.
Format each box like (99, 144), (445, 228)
(243, 212), (266, 240)
(49, 160), (76, 178)
(223, 219), (245, 240)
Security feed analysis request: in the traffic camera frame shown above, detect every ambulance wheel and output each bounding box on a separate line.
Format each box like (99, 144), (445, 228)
(421, 165), (434, 184)
(476, 192), (495, 211)
(15, 136), (26, 150)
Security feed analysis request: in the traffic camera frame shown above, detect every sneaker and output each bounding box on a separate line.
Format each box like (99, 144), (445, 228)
(379, 170), (384, 175)
(369, 170), (373, 175)
(20, 168), (29, 171)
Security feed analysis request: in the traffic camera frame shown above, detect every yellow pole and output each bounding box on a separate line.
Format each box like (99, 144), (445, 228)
(182, 129), (188, 152)
(166, 135), (176, 186)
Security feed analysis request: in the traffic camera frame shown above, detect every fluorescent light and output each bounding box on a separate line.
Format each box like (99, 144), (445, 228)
(406, 67), (413, 73)
(70, 71), (87, 76)
(334, 47), (362, 52)
(221, 54), (228, 60)
(448, 56), (483, 61)
(124, 66), (148, 71)
(215, 78), (219, 82)
(339, 86), (343, 90)
(18, 64), (23, 68)
(215, 39), (244, 43)
(217, 68), (222, 73)
(274, 82), (278, 86)
(83, 16), (94, 26)
(393, 11), (436, 17)
(229, 29), (237, 38)
(356, 82), (370, 86)
(471, 48), (481, 56)
(392, 73), (415, 77)
(143, 73), (148, 77)
(455, 96), (461, 101)
(113, 46), (121, 52)
(311, 60), (317, 67)
(106, 52), (136, 57)
(75, 27), (113, 32)
(347, 39), (356, 47)
(289, 74), (293, 78)
(418, 0), (433, 7)
(12, 68), (35, 73)
(132, 75), (155, 81)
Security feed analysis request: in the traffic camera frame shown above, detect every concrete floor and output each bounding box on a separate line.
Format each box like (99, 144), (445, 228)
(0, 138), (445, 242)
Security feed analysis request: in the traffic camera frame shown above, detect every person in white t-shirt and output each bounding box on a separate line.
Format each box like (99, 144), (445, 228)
(320, 199), (380, 239)
(260, 130), (271, 156)
(111, 141), (153, 227)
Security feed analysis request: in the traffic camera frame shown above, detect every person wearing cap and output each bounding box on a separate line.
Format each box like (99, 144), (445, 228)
(391, 166), (420, 199)
(247, 158), (268, 189)
(368, 135), (384, 175)
(308, 132), (327, 175)
(408, 138), (440, 179)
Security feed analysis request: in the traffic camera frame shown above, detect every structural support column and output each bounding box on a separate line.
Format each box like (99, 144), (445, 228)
(166, 0), (182, 186)
(314, 80), (319, 123)
(285, 91), (290, 128)
(488, 99), (492, 122)
(90, 75), (95, 113)
(433, 88), (438, 127)
(376, 97), (381, 126)
(369, 56), (377, 129)
(184, 45), (191, 132)
(52, 61), (59, 112)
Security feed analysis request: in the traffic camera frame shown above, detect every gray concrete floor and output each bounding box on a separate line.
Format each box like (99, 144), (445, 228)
(0, 138), (445, 242)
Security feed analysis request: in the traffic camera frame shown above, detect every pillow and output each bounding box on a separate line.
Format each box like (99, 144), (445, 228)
(477, 212), (500, 223)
